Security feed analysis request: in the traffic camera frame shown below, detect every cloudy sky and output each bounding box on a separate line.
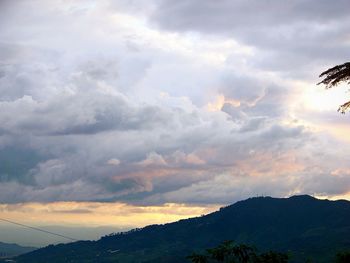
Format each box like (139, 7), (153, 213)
(1, 0), (350, 246)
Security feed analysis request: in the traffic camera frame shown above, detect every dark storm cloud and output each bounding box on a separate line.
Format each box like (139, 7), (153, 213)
(151, 0), (350, 37)
(0, 102), (314, 204)
(0, 147), (44, 184)
(152, 0), (350, 29)
(151, 0), (350, 75)
(154, 170), (350, 205)
(0, 92), (200, 137)
(47, 96), (172, 136)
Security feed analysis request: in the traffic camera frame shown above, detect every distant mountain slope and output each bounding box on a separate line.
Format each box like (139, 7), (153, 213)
(0, 242), (36, 258)
(11, 195), (350, 263)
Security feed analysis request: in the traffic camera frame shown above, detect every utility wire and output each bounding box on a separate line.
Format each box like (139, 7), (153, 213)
(0, 217), (79, 241)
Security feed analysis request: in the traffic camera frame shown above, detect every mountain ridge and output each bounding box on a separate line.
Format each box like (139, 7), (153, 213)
(10, 195), (350, 263)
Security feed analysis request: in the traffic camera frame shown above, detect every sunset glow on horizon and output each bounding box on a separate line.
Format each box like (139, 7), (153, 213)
(0, 202), (220, 228)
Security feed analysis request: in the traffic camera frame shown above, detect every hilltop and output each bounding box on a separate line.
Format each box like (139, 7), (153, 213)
(10, 195), (350, 263)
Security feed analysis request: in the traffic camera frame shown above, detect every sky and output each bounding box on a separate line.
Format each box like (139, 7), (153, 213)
(0, 0), (350, 246)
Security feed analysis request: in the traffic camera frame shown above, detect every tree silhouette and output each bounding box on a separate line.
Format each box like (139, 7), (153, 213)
(335, 251), (350, 263)
(187, 253), (208, 263)
(187, 241), (289, 263)
(318, 62), (350, 113)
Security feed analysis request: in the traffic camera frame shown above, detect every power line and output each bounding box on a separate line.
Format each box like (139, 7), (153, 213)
(0, 217), (79, 242)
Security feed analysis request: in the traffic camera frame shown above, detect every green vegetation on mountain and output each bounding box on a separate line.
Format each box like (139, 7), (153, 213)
(8, 195), (350, 263)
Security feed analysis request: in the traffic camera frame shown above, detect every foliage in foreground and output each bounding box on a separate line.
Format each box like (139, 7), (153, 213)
(318, 62), (350, 113)
(188, 241), (350, 263)
(187, 241), (288, 263)
(335, 251), (350, 263)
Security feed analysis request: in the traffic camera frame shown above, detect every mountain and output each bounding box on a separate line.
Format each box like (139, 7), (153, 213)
(9, 195), (350, 263)
(0, 242), (36, 258)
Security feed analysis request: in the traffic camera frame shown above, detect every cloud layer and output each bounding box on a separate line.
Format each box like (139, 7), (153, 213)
(0, 0), (350, 207)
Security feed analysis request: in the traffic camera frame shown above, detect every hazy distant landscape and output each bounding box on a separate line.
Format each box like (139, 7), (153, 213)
(0, 242), (35, 259)
(1, 0), (350, 262)
(0, 225), (127, 247)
